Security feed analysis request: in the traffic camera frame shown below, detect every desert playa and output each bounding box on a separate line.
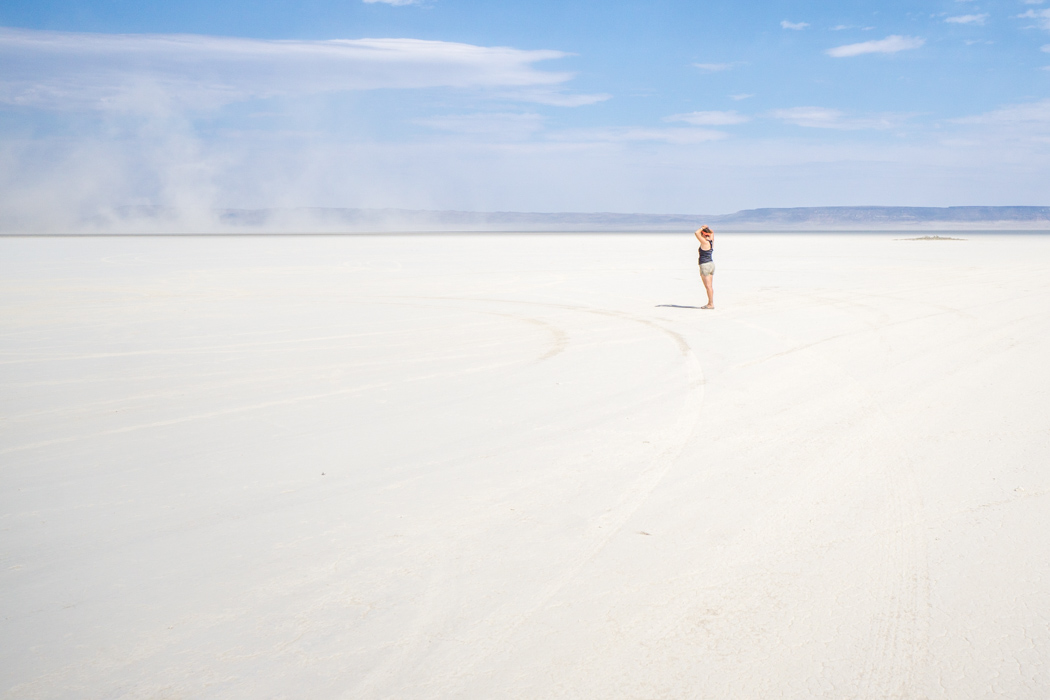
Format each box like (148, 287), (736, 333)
(2, 232), (1049, 698)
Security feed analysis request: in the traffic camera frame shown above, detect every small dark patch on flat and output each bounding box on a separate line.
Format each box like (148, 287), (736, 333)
(897, 235), (965, 241)
(656, 304), (704, 309)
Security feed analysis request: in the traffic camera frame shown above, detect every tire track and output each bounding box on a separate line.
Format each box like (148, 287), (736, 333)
(352, 296), (706, 696)
(723, 291), (930, 698)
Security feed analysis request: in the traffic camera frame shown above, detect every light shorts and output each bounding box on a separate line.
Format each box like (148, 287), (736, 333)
(699, 262), (716, 276)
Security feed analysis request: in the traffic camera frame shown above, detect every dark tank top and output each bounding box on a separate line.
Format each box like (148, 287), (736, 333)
(698, 240), (714, 265)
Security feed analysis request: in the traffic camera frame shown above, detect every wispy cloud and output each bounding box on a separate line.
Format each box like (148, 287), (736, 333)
(946, 14), (989, 25)
(951, 98), (1050, 125)
(692, 62), (736, 72)
(781, 20), (809, 30)
(416, 112), (544, 139)
(945, 98), (1050, 146)
(730, 93), (755, 101)
(826, 35), (925, 57)
(1017, 9), (1050, 30)
(665, 110), (749, 126)
(551, 127), (726, 144)
(499, 90), (610, 107)
(1043, 44), (1050, 51)
(770, 106), (908, 130)
(0, 27), (587, 112)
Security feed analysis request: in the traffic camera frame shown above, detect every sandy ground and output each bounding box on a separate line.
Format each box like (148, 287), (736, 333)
(2, 232), (1049, 699)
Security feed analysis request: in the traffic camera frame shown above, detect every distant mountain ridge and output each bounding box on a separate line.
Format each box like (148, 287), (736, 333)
(9, 205), (1050, 233)
(213, 205), (1050, 231)
(709, 206), (1050, 229)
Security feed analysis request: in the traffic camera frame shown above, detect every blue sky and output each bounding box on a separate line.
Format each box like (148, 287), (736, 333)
(1, 0), (1048, 221)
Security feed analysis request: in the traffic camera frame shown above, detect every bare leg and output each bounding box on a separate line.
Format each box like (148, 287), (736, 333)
(701, 274), (714, 309)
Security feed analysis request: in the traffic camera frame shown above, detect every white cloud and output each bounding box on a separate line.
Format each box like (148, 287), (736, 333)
(498, 89), (610, 107)
(830, 25), (852, 31)
(781, 20), (809, 30)
(1016, 9), (1050, 30)
(951, 98), (1050, 125)
(665, 110), (749, 126)
(945, 99), (1050, 147)
(770, 107), (848, 128)
(551, 127), (726, 144)
(416, 112), (544, 139)
(1043, 44), (1050, 51)
(693, 62), (735, 72)
(946, 14), (989, 24)
(0, 27), (587, 112)
(730, 93), (755, 101)
(826, 35), (925, 57)
(770, 106), (908, 130)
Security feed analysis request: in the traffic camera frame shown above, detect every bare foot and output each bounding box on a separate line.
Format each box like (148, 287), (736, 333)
(701, 304), (714, 309)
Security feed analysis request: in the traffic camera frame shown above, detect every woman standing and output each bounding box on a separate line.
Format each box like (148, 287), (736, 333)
(694, 226), (715, 309)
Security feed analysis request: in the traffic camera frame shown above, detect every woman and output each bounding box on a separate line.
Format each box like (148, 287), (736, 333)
(694, 226), (715, 309)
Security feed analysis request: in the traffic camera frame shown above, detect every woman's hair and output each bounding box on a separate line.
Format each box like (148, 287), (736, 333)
(699, 226), (712, 235)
